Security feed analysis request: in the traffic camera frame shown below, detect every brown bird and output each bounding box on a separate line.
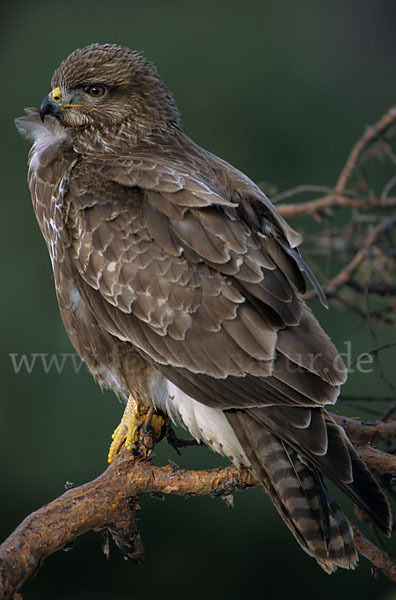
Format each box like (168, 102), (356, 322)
(16, 43), (391, 572)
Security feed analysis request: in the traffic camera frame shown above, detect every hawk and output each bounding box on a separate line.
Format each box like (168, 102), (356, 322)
(16, 43), (391, 572)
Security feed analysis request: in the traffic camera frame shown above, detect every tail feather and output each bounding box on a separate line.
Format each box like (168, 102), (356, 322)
(226, 408), (390, 572)
(245, 405), (392, 536)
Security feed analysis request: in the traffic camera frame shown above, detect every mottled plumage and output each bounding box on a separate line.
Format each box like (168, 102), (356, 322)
(16, 44), (391, 573)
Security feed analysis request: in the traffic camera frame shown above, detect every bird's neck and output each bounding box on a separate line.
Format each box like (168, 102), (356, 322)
(71, 118), (180, 157)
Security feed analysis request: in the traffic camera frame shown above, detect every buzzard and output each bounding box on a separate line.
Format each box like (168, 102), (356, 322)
(16, 43), (391, 572)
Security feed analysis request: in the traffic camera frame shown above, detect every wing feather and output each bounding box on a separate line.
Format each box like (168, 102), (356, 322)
(65, 152), (343, 407)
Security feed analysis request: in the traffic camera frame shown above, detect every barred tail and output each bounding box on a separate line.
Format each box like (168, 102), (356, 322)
(226, 409), (390, 572)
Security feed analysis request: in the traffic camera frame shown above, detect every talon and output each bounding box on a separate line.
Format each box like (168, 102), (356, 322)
(142, 407), (155, 433)
(107, 395), (145, 463)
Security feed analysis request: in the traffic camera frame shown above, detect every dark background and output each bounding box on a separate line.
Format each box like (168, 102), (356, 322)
(2, 1), (396, 598)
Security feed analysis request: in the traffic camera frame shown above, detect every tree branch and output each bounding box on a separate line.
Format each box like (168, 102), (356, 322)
(357, 445), (396, 473)
(274, 193), (396, 218)
(0, 447), (256, 599)
(302, 214), (396, 302)
(335, 106), (396, 193)
(332, 413), (396, 445)
(273, 105), (396, 331)
(275, 105), (396, 218)
(353, 526), (396, 582)
(1, 436), (395, 598)
(1, 439), (395, 599)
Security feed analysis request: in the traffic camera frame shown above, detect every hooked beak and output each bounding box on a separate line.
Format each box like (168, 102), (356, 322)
(40, 93), (61, 121)
(40, 86), (88, 121)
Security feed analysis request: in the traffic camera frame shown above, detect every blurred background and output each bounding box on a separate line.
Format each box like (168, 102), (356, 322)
(2, 1), (396, 598)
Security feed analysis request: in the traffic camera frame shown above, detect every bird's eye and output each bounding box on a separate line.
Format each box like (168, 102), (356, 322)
(84, 85), (106, 98)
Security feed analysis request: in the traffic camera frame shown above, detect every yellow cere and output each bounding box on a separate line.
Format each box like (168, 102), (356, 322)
(49, 87), (62, 103)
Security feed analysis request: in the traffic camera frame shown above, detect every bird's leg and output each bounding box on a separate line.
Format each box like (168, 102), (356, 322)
(108, 394), (147, 463)
(164, 423), (203, 455)
(142, 407), (164, 437)
(108, 396), (166, 463)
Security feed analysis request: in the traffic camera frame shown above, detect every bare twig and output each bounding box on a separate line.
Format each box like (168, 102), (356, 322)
(363, 289), (396, 420)
(348, 341), (396, 371)
(274, 107), (396, 217)
(347, 280), (396, 297)
(303, 215), (396, 302)
(276, 193), (396, 218)
(353, 526), (396, 582)
(274, 106), (396, 332)
(336, 106), (396, 191)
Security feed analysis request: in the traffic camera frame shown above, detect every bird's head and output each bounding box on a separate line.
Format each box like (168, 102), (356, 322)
(39, 43), (181, 142)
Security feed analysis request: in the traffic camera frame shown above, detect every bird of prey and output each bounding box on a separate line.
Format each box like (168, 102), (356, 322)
(16, 43), (391, 573)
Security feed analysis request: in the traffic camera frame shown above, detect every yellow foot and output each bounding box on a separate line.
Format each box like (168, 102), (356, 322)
(107, 395), (145, 463)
